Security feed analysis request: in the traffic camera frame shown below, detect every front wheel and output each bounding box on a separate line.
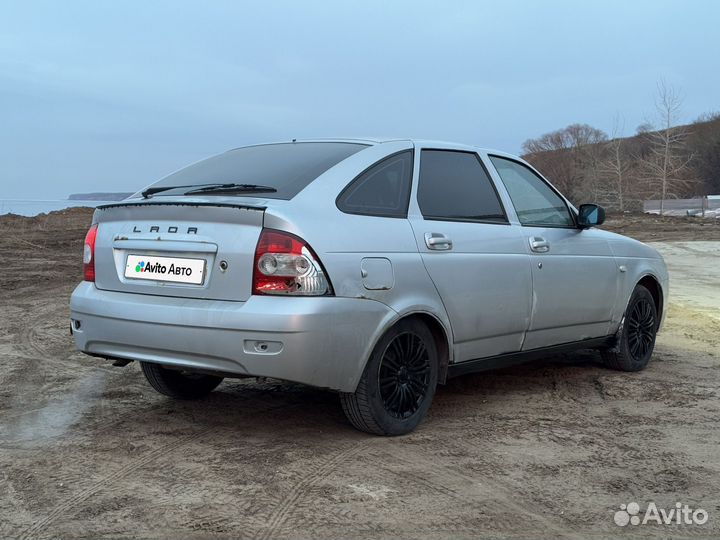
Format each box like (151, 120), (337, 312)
(340, 319), (439, 436)
(140, 361), (224, 399)
(601, 285), (658, 371)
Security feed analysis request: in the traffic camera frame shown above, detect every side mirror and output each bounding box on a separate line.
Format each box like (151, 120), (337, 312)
(577, 204), (606, 229)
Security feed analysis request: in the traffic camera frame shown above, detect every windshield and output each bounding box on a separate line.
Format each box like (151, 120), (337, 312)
(140, 142), (369, 200)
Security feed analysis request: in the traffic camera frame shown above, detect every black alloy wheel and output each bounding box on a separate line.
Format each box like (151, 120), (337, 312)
(340, 318), (439, 435)
(601, 284), (658, 372)
(626, 297), (656, 361)
(378, 332), (431, 419)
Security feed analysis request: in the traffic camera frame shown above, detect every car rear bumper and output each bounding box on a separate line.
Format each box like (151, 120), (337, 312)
(70, 282), (395, 392)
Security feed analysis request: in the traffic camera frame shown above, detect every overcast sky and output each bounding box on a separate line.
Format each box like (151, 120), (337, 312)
(1, 0), (718, 199)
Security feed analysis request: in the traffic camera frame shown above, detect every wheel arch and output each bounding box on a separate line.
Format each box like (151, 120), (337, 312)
(357, 309), (453, 389)
(399, 312), (452, 384)
(636, 273), (664, 328)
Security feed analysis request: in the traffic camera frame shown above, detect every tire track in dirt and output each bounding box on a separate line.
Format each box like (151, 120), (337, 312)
(17, 301), (63, 359)
(13, 284), (91, 366)
(17, 426), (214, 540)
(15, 399), (303, 540)
(373, 444), (580, 538)
(11, 297), (117, 384)
(254, 442), (369, 540)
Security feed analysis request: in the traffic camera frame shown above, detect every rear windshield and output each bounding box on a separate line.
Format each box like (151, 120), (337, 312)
(144, 142), (369, 200)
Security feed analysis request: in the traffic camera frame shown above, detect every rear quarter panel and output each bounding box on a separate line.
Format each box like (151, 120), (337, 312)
(262, 141), (455, 367)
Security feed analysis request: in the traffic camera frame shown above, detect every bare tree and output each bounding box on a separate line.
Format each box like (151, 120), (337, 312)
(522, 123), (607, 202)
(635, 122), (653, 135)
(638, 82), (696, 214)
(599, 116), (631, 211)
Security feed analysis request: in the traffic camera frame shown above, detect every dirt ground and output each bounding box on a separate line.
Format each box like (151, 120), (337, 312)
(1, 208), (719, 539)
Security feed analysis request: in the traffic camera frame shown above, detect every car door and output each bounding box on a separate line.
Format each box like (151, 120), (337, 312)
(487, 155), (620, 350)
(407, 148), (532, 362)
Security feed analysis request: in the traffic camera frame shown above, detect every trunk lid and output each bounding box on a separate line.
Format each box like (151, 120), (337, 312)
(92, 200), (265, 302)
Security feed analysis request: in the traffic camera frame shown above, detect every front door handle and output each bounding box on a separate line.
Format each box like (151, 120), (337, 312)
(529, 236), (550, 253)
(425, 232), (453, 251)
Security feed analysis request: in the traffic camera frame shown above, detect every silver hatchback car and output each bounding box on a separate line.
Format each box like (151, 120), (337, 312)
(71, 139), (668, 435)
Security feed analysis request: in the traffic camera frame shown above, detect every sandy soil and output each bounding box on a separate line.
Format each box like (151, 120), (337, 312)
(1, 208), (719, 539)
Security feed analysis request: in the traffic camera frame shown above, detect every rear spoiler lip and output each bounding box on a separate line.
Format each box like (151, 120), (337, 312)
(96, 201), (267, 212)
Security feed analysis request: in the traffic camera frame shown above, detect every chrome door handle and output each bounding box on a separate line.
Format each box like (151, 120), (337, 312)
(425, 232), (453, 251)
(529, 236), (550, 253)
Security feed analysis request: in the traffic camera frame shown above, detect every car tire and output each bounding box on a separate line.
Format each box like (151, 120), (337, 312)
(601, 285), (658, 372)
(340, 319), (439, 436)
(140, 361), (223, 399)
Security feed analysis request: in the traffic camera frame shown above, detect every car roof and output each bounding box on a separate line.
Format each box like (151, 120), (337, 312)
(247, 137), (519, 158)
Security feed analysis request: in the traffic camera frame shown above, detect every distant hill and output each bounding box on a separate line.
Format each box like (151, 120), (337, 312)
(521, 115), (720, 211)
(68, 192), (134, 201)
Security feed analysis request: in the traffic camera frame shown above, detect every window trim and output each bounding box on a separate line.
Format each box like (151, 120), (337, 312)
(418, 149), (510, 225)
(335, 149), (414, 219)
(488, 154), (578, 229)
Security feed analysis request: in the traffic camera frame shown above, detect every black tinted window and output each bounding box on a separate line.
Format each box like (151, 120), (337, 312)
(144, 142), (368, 200)
(337, 151), (413, 217)
(489, 156), (574, 227)
(418, 150), (506, 222)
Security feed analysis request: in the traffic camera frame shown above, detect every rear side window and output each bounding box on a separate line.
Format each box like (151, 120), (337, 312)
(337, 151), (413, 218)
(418, 150), (507, 222)
(144, 142), (368, 200)
(489, 156), (574, 227)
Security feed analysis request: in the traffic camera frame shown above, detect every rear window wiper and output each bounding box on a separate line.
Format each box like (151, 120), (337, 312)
(183, 183), (278, 195)
(142, 183), (228, 199)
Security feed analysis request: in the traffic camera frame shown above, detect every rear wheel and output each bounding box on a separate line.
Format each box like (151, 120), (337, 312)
(601, 285), (658, 371)
(340, 319), (438, 436)
(140, 361), (223, 399)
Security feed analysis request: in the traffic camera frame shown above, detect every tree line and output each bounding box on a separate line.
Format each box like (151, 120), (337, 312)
(521, 82), (720, 213)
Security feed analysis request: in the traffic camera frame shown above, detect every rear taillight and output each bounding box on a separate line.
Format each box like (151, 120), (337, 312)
(253, 229), (332, 296)
(83, 224), (98, 282)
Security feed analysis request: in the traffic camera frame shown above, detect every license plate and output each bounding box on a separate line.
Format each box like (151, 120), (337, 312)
(125, 254), (206, 285)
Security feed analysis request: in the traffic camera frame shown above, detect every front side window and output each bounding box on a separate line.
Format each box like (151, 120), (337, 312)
(489, 156), (574, 227)
(336, 151), (413, 217)
(417, 150), (507, 222)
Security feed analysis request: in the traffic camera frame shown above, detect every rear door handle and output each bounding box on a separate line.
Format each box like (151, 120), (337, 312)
(529, 236), (550, 253)
(425, 232), (453, 251)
